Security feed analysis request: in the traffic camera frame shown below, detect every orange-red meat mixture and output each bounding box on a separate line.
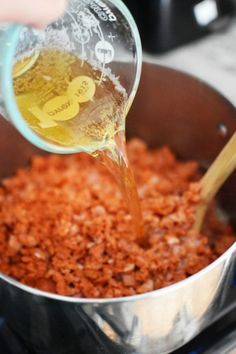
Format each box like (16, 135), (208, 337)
(0, 139), (234, 298)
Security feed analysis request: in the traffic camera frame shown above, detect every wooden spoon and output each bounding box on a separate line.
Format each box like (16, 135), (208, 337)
(193, 132), (236, 232)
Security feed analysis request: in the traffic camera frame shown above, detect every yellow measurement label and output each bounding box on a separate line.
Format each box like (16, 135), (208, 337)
(68, 76), (96, 103)
(13, 53), (39, 79)
(13, 49), (127, 151)
(42, 96), (80, 121)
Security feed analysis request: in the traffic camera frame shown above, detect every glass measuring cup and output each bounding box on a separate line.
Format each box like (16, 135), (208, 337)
(0, 0), (142, 154)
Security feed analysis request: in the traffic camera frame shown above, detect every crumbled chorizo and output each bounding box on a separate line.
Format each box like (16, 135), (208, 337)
(0, 139), (234, 298)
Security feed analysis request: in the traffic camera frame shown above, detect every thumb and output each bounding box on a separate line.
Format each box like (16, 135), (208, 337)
(0, 0), (67, 28)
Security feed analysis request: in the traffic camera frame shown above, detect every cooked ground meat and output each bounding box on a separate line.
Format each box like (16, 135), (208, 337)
(0, 139), (234, 298)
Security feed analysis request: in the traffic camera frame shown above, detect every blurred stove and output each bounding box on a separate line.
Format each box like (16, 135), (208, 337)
(125, 0), (235, 54)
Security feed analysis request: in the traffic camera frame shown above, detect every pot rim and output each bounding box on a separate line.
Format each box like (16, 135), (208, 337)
(0, 242), (235, 304)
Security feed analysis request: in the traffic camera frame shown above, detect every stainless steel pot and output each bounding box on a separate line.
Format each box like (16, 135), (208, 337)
(0, 63), (235, 354)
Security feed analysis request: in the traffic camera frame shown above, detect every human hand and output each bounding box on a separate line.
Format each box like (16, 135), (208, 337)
(0, 0), (67, 28)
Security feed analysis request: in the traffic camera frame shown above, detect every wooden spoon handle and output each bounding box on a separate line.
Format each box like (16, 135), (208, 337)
(193, 132), (236, 232)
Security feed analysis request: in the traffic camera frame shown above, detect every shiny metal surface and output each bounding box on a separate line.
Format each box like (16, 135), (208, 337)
(0, 63), (235, 354)
(204, 328), (236, 354)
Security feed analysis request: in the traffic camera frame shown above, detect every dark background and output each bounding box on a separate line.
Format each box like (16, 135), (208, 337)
(124, 0), (236, 53)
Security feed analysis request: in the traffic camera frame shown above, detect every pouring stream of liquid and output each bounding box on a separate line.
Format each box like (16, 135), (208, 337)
(96, 131), (145, 245)
(193, 132), (236, 232)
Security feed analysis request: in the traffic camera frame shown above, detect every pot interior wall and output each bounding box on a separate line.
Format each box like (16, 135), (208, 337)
(126, 63), (236, 217)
